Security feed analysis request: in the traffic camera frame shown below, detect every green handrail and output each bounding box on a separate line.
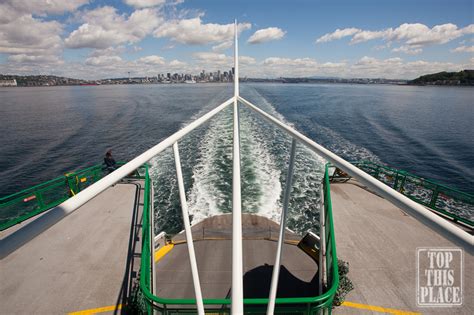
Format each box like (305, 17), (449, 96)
(0, 161), (143, 231)
(139, 164), (339, 314)
(353, 161), (474, 228)
(0, 165), (101, 231)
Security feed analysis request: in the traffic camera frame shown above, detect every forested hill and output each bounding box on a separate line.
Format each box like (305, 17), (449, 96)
(409, 70), (474, 86)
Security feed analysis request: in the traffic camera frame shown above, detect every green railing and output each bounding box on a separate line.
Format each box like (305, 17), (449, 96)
(0, 165), (105, 231)
(0, 162), (142, 231)
(139, 164), (339, 314)
(354, 161), (474, 228)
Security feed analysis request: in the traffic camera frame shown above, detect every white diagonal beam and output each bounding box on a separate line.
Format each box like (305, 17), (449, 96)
(173, 142), (205, 315)
(267, 139), (297, 315)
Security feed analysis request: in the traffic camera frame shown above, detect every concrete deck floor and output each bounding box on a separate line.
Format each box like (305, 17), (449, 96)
(331, 182), (473, 315)
(0, 182), (143, 315)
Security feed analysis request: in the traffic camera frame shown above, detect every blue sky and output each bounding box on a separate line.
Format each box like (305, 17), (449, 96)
(0, 0), (473, 79)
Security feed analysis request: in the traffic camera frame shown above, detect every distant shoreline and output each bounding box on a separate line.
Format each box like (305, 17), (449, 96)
(2, 70), (473, 87)
(2, 81), (474, 88)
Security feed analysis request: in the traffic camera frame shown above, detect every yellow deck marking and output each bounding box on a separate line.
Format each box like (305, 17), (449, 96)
(68, 304), (122, 315)
(342, 301), (421, 315)
(154, 243), (174, 262)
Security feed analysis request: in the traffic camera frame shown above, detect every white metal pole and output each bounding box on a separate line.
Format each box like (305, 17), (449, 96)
(173, 142), (205, 315)
(232, 19), (244, 315)
(238, 96), (474, 253)
(267, 139), (297, 315)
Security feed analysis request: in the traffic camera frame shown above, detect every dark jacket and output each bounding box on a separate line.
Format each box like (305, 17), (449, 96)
(104, 156), (116, 168)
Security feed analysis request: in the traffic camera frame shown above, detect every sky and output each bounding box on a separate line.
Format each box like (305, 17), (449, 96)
(0, 0), (473, 79)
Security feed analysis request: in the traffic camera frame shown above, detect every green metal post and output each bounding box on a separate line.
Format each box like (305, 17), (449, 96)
(398, 175), (406, 193)
(66, 174), (76, 196)
(35, 192), (45, 208)
(374, 165), (380, 179)
(430, 187), (440, 208)
(393, 173), (400, 190)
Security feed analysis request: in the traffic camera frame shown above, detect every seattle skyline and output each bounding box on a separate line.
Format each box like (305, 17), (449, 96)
(0, 0), (473, 80)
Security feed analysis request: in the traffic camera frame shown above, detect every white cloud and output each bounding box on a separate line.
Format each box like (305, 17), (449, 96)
(89, 46), (127, 57)
(2, 1), (472, 81)
(373, 43), (392, 50)
(8, 54), (62, 63)
(351, 30), (386, 44)
(153, 17), (251, 45)
(450, 45), (474, 53)
(240, 56), (257, 64)
(191, 52), (255, 72)
(14, 0), (89, 15)
(124, 0), (166, 8)
(316, 23), (474, 50)
(248, 27), (286, 44)
(260, 57), (346, 77)
(85, 55), (123, 66)
(162, 43), (176, 50)
(316, 28), (360, 43)
(391, 45), (423, 55)
(350, 56), (465, 78)
(165, 59), (188, 71)
(169, 59), (187, 67)
(463, 25), (474, 34)
(80, 54), (185, 76)
(65, 6), (162, 49)
(78, 55), (189, 78)
(0, 0), (86, 64)
(0, 0), (89, 23)
(0, 4), (19, 24)
(263, 57), (318, 67)
(212, 41), (232, 52)
(354, 56), (402, 67)
(0, 14), (63, 63)
(193, 52), (231, 64)
(136, 55), (166, 65)
(388, 23), (466, 46)
(255, 55), (472, 79)
(3, 51), (472, 80)
(66, 23), (122, 49)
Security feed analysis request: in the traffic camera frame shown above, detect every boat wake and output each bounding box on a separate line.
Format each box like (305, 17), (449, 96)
(150, 86), (372, 235)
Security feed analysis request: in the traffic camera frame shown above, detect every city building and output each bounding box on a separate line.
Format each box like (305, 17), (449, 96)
(0, 79), (17, 87)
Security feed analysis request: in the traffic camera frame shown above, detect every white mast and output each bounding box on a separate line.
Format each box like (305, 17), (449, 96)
(231, 19), (244, 315)
(233, 20), (239, 99)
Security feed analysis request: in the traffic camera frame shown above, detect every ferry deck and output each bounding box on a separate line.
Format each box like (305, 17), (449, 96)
(2, 179), (472, 314)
